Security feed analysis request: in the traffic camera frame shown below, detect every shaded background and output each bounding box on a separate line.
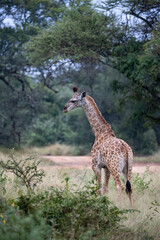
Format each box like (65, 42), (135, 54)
(0, 0), (160, 155)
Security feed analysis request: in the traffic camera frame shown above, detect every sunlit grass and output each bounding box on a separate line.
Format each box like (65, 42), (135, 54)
(1, 144), (160, 163)
(38, 167), (160, 239)
(2, 165), (160, 239)
(0, 146), (160, 239)
(134, 150), (160, 163)
(29, 143), (78, 156)
(0, 143), (89, 157)
(36, 167), (160, 239)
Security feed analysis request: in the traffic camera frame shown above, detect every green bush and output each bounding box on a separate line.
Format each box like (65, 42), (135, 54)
(141, 129), (158, 155)
(0, 185), (131, 240)
(0, 174), (132, 240)
(42, 191), (123, 238)
(132, 168), (152, 191)
(0, 154), (45, 192)
(0, 155), (153, 240)
(26, 116), (77, 147)
(15, 186), (127, 239)
(0, 207), (51, 240)
(0, 152), (128, 239)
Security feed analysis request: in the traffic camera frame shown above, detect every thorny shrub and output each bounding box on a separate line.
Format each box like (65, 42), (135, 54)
(0, 155), (154, 240)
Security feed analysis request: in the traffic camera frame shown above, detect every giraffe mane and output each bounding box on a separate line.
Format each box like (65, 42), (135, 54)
(86, 95), (115, 137)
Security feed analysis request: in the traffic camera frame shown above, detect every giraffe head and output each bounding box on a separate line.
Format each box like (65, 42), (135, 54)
(63, 86), (86, 113)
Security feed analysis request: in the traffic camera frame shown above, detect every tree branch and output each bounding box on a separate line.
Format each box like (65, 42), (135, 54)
(146, 114), (160, 124)
(129, 10), (154, 29)
(0, 76), (15, 91)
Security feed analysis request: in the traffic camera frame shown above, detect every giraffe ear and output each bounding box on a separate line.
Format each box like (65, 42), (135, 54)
(81, 91), (86, 99)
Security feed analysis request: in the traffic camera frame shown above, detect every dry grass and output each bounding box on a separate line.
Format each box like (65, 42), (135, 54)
(0, 143), (88, 157)
(38, 168), (160, 239)
(2, 164), (160, 239)
(0, 147), (160, 239)
(34, 166), (160, 239)
(108, 172), (160, 239)
(134, 150), (160, 163)
(29, 143), (78, 156)
(1, 144), (160, 162)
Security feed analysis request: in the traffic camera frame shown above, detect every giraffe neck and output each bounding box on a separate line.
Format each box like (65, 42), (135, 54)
(83, 96), (115, 138)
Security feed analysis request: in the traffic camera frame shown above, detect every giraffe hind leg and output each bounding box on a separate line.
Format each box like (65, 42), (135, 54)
(122, 167), (133, 206)
(92, 165), (102, 194)
(113, 173), (125, 197)
(102, 168), (110, 195)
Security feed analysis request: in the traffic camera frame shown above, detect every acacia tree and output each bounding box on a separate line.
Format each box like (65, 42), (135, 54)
(102, 0), (160, 37)
(99, 0), (160, 150)
(27, 0), (160, 123)
(27, 0), (120, 67)
(101, 1), (160, 123)
(0, 0), (66, 146)
(0, 0), (159, 152)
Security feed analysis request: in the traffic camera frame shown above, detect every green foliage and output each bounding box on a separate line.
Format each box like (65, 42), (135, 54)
(112, 34), (160, 123)
(14, 182), (129, 239)
(0, 0), (65, 26)
(103, 0), (160, 35)
(0, 207), (51, 240)
(149, 200), (160, 220)
(27, 0), (119, 65)
(132, 168), (152, 191)
(0, 0), (160, 155)
(0, 80), (35, 147)
(0, 154), (131, 240)
(0, 170), (7, 195)
(116, 114), (158, 154)
(140, 129), (158, 155)
(0, 0), (66, 147)
(0, 153), (157, 240)
(107, 2), (160, 125)
(0, 154), (45, 191)
(26, 115), (78, 146)
(41, 189), (125, 239)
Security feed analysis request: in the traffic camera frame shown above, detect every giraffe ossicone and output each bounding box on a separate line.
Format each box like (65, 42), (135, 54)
(63, 86), (133, 205)
(73, 86), (78, 92)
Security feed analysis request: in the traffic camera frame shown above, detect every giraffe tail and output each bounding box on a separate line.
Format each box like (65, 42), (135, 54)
(123, 143), (133, 206)
(125, 180), (132, 194)
(126, 148), (132, 207)
(124, 143), (132, 194)
(126, 180), (132, 207)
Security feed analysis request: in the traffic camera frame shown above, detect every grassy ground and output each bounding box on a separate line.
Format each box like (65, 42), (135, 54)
(134, 151), (160, 163)
(1, 162), (160, 239)
(39, 167), (160, 239)
(1, 143), (160, 163)
(0, 145), (160, 239)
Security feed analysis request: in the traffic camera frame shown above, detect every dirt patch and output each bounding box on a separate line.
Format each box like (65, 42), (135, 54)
(41, 156), (160, 174)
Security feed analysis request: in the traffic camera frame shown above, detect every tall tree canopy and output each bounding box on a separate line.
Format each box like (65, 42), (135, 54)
(27, 0), (160, 123)
(0, 0), (66, 145)
(103, 0), (160, 123)
(102, 0), (160, 37)
(0, 0), (159, 154)
(27, 0), (120, 66)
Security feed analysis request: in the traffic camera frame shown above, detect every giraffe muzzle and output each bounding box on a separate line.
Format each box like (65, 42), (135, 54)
(63, 106), (68, 113)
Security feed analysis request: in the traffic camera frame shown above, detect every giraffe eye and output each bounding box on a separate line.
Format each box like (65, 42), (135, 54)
(71, 100), (77, 103)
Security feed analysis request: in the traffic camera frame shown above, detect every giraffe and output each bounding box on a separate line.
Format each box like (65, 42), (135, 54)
(63, 86), (133, 205)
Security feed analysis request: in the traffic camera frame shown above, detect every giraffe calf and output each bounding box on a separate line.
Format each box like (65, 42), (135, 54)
(63, 86), (133, 205)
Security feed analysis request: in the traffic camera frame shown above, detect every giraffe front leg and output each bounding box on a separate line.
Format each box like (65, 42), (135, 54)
(92, 164), (102, 195)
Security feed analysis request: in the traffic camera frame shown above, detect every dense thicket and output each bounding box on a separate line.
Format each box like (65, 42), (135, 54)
(0, 0), (159, 154)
